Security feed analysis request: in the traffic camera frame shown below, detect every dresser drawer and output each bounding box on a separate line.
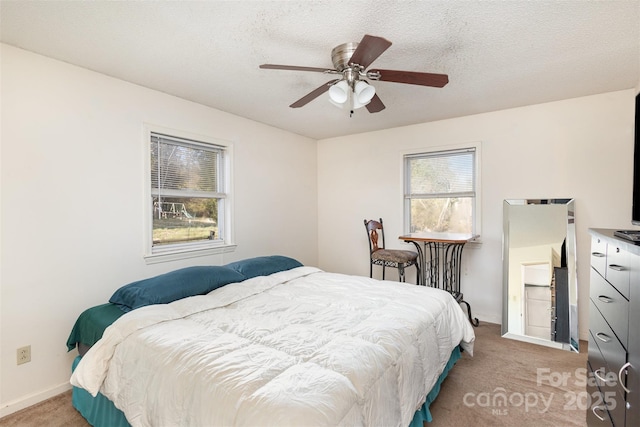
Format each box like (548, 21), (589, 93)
(589, 336), (628, 426)
(606, 244), (631, 299)
(586, 362), (614, 426)
(591, 236), (608, 277)
(590, 268), (629, 349)
(588, 331), (627, 427)
(589, 301), (628, 395)
(589, 331), (617, 389)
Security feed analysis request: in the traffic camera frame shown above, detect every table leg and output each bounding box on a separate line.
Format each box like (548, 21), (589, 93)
(460, 300), (479, 327)
(442, 242), (479, 327)
(402, 237), (479, 327)
(425, 241), (439, 288)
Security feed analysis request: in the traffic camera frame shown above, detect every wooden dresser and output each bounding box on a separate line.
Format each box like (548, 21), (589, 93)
(588, 229), (639, 426)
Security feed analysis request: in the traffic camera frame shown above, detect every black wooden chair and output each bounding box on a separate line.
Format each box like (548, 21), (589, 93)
(364, 218), (420, 284)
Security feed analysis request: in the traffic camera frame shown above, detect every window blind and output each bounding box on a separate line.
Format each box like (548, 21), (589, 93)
(406, 148), (475, 197)
(150, 133), (224, 197)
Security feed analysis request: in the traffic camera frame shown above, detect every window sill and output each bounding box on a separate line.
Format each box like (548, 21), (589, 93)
(466, 237), (483, 248)
(144, 243), (237, 265)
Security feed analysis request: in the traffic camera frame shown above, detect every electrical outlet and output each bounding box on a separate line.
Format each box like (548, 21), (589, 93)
(17, 345), (31, 365)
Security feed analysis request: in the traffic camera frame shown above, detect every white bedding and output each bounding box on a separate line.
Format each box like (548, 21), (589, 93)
(71, 266), (475, 427)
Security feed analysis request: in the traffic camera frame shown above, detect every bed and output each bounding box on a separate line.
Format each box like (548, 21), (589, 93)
(67, 256), (475, 427)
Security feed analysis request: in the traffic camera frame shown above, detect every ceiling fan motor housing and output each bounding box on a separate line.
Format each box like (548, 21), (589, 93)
(331, 42), (360, 72)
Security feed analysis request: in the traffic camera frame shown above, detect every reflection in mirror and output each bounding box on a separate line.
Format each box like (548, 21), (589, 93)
(502, 199), (578, 352)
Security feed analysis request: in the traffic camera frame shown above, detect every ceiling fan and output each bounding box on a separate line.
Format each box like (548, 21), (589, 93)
(259, 34), (449, 115)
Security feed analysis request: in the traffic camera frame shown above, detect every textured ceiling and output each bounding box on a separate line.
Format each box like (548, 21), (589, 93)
(1, 1), (639, 140)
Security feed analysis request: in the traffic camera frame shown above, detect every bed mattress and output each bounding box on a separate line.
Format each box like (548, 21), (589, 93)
(71, 266), (474, 426)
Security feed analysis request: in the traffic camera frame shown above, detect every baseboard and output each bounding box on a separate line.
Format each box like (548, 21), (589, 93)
(472, 312), (501, 325)
(0, 382), (71, 418)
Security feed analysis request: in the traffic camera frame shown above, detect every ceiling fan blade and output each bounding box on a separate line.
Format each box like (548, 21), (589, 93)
(260, 64), (334, 73)
(366, 94), (385, 113)
(289, 79), (340, 108)
(372, 69), (449, 87)
(348, 35), (392, 69)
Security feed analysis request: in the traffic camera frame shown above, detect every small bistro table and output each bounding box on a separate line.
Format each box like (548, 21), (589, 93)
(399, 232), (479, 326)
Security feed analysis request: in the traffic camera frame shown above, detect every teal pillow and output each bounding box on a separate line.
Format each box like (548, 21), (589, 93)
(225, 256), (303, 279)
(109, 266), (245, 312)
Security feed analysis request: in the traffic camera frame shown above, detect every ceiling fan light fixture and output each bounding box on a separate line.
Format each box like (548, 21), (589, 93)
(350, 93), (369, 110)
(328, 80), (349, 104)
(354, 80), (375, 104)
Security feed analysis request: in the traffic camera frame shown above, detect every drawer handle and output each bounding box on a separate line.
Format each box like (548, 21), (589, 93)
(608, 264), (626, 272)
(619, 362), (632, 394)
(594, 368), (608, 383)
(596, 332), (612, 343)
(592, 405), (606, 421)
(592, 252), (605, 258)
(598, 295), (614, 303)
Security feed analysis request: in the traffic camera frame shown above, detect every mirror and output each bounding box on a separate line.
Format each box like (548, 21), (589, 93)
(502, 199), (578, 352)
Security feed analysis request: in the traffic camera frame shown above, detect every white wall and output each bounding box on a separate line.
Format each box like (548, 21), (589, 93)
(317, 89), (637, 339)
(0, 44), (318, 414)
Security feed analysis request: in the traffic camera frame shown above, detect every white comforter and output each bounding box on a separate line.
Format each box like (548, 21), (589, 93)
(71, 267), (475, 427)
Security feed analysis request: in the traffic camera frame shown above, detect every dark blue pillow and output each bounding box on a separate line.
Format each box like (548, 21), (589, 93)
(109, 266), (245, 312)
(225, 256), (303, 279)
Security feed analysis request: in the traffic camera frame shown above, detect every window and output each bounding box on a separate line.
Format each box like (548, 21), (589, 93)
(404, 145), (480, 235)
(144, 127), (234, 262)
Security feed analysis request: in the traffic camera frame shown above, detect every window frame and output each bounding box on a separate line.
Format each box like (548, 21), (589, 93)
(402, 142), (482, 239)
(143, 124), (235, 264)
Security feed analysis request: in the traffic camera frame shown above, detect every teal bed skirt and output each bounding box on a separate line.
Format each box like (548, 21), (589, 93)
(71, 357), (129, 427)
(409, 345), (462, 426)
(71, 345), (462, 427)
